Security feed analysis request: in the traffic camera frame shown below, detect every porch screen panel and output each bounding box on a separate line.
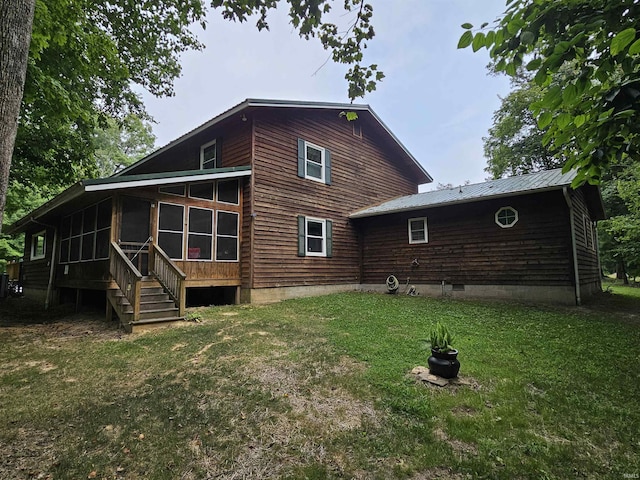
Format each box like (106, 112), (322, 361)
(95, 199), (111, 259)
(59, 216), (71, 263)
(187, 207), (213, 260)
(81, 205), (96, 261)
(216, 211), (239, 261)
(158, 203), (184, 259)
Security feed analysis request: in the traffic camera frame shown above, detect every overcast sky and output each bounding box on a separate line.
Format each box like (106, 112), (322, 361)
(140, 0), (512, 190)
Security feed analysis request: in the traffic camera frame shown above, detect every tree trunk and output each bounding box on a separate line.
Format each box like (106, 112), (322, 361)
(0, 0), (36, 229)
(616, 258), (628, 285)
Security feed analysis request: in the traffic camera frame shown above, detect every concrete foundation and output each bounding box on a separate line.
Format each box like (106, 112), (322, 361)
(241, 283), (360, 304)
(359, 283), (579, 305)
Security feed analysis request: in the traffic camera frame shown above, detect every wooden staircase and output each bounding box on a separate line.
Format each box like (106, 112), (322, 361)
(108, 242), (186, 333)
(107, 277), (183, 332)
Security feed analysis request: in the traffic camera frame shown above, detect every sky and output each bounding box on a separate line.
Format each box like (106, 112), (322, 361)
(140, 1), (513, 190)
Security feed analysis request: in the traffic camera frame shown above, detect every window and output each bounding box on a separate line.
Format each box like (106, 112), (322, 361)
(200, 139), (221, 170)
(217, 179), (239, 205)
(31, 230), (46, 260)
(408, 217), (428, 244)
(189, 182), (214, 201)
(298, 216), (333, 257)
(297, 138), (331, 185)
(495, 206), (518, 228)
(216, 211), (239, 261)
(187, 207), (213, 260)
(584, 215), (595, 250)
(159, 185), (186, 197)
(158, 202), (184, 259)
(60, 199), (111, 263)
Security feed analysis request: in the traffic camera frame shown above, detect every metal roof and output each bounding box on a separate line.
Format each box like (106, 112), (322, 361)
(115, 98), (433, 183)
(350, 168), (579, 218)
(5, 167), (251, 235)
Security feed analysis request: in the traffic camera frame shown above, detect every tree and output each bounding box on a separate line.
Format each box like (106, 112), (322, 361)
(0, 0), (35, 234)
(0, 0), (380, 229)
(94, 115), (156, 177)
(484, 78), (563, 179)
(459, 0), (640, 187)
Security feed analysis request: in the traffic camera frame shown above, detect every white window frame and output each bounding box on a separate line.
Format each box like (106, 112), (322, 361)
(31, 230), (46, 260)
(584, 214), (595, 251)
(188, 182), (215, 201)
(159, 184), (186, 197)
(304, 141), (326, 183)
(157, 202), (185, 260)
(216, 179), (240, 205)
(186, 206), (214, 261)
(200, 140), (217, 170)
(495, 206), (518, 228)
(408, 217), (428, 244)
(305, 217), (327, 256)
(215, 210), (239, 262)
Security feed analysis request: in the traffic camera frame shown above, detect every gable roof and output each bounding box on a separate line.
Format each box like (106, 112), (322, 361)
(5, 167), (251, 235)
(350, 169), (605, 219)
(116, 98), (432, 183)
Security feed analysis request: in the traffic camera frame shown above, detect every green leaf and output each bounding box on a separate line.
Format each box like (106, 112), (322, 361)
(526, 57), (542, 71)
(472, 32), (486, 52)
(611, 28), (636, 56)
(507, 18), (524, 35)
(574, 114), (586, 127)
(629, 38), (640, 55)
(538, 111), (553, 129)
(557, 112), (572, 130)
(521, 31), (535, 45)
(458, 30), (473, 49)
(542, 85), (563, 108)
(461, 22), (473, 29)
(562, 84), (578, 105)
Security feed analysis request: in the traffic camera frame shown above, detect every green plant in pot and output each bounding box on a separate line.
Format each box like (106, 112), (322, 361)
(427, 322), (460, 379)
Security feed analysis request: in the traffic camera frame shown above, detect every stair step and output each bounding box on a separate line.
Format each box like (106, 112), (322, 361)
(128, 317), (185, 333)
(138, 308), (179, 321)
(141, 287), (164, 295)
(140, 300), (175, 311)
(140, 292), (171, 302)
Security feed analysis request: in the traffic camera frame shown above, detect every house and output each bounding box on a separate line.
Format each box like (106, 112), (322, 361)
(4, 99), (605, 331)
(5, 99), (432, 330)
(351, 168), (605, 305)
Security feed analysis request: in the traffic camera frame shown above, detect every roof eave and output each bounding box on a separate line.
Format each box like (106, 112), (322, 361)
(350, 184), (568, 219)
(4, 183), (85, 235)
(116, 99), (432, 184)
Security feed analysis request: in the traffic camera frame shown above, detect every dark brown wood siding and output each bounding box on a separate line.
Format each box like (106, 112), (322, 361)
(123, 116), (252, 174)
(21, 227), (55, 290)
(358, 190), (574, 286)
(250, 109), (421, 288)
(570, 188), (601, 289)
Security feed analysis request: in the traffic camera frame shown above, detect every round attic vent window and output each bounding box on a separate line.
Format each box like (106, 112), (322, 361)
(495, 206), (518, 228)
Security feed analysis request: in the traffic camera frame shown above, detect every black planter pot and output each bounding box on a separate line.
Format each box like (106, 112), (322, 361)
(428, 348), (460, 379)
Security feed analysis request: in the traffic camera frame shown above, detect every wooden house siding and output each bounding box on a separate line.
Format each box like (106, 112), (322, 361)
(358, 190), (574, 287)
(124, 116), (252, 175)
(249, 109), (419, 288)
(570, 188), (601, 290)
(21, 227), (55, 291)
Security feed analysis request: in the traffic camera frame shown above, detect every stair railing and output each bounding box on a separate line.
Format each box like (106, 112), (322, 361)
(149, 242), (187, 317)
(110, 241), (143, 321)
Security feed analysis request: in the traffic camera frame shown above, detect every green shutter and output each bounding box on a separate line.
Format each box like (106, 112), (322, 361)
(215, 137), (223, 168)
(325, 148), (331, 185)
(326, 220), (333, 257)
(297, 215), (306, 256)
(297, 138), (305, 178)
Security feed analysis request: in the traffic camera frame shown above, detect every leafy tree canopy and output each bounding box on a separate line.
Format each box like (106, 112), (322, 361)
(2, 0), (379, 229)
(459, 0), (640, 187)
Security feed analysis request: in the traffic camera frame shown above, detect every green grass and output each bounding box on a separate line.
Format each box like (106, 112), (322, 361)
(1, 290), (639, 479)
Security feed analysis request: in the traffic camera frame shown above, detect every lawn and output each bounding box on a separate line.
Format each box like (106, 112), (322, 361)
(0, 289), (639, 479)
